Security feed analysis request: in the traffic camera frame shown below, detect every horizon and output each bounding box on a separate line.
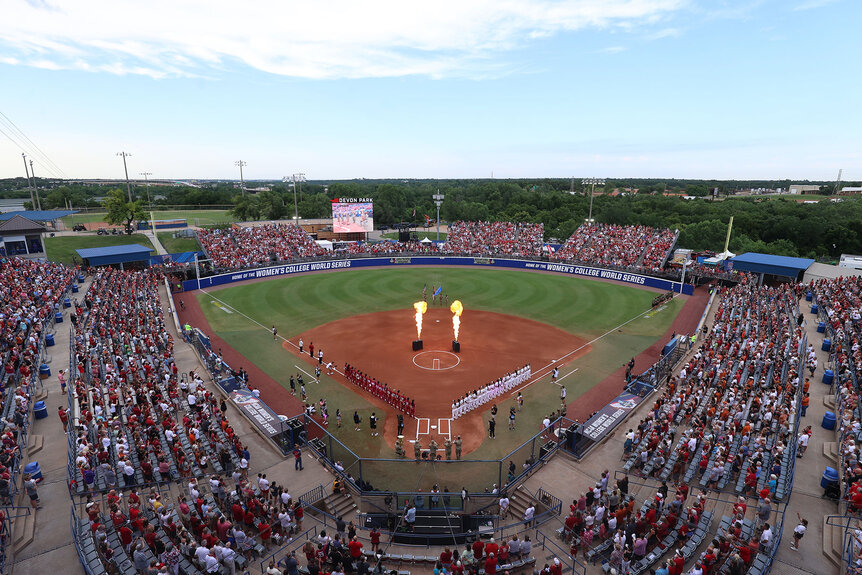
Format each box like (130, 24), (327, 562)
(0, 0), (859, 182)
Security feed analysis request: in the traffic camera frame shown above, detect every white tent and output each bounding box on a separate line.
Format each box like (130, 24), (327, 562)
(315, 239), (333, 251)
(419, 237), (433, 244)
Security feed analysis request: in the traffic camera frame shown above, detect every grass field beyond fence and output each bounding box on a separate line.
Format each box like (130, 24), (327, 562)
(157, 231), (200, 254)
(45, 234), (156, 265)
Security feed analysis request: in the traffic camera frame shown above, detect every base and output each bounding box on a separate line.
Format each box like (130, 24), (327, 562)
(412, 340), (423, 351)
(452, 340), (461, 353)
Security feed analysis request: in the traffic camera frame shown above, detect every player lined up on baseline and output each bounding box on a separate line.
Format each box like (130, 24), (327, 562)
(451, 364), (531, 419)
(343, 364), (416, 416)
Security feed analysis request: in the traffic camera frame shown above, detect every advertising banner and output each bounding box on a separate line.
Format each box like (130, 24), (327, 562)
(229, 388), (284, 440)
(580, 390), (648, 442)
(185, 256), (694, 295)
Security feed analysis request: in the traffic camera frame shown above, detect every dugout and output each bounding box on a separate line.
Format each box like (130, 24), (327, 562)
(76, 244), (153, 269)
(729, 252), (814, 283)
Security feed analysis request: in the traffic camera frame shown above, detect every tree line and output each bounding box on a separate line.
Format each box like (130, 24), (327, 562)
(3, 177), (859, 259)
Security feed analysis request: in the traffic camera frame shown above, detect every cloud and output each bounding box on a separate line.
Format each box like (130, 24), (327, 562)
(598, 46), (628, 54)
(0, 0), (685, 80)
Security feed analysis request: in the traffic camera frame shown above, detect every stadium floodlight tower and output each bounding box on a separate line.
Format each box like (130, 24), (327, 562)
(140, 172), (152, 207)
(235, 160), (247, 196)
(117, 152), (133, 202)
(432, 191), (445, 241)
(582, 178), (605, 225)
(282, 176), (299, 220)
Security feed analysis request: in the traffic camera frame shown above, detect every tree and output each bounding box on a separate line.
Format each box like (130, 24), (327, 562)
(103, 189), (146, 233)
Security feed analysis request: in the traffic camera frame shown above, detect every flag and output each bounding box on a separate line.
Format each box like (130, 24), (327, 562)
(433, 286), (442, 297)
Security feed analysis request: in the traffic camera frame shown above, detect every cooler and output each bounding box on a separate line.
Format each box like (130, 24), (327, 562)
(822, 338), (831, 352)
(45, 333), (55, 347)
(54, 312), (63, 323)
(817, 322), (826, 333)
(811, 304), (819, 314)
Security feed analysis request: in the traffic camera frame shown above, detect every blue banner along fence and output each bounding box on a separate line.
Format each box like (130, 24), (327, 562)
(182, 256), (695, 295)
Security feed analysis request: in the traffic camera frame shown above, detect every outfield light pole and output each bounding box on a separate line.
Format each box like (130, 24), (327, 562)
(117, 151), (133, 202)
(140, 171), (152, 207)
(433, 191), (445, 241)
(582, 178), (605, 224)
(283, 176), (299, 220)
(235, 160), (247, 196)
(29, 160), (43, 211)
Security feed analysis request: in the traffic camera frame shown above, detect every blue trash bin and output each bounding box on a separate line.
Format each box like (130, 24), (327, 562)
(78, 274), (85, 284)
(822, 338), (831, 352)
(817, 322), (826, 333)
(63, 297), (71, 308)
(23, 461), (42, 481)
(54, 311), (63, 324)
(822, 411), (837, 430)
(811, 304), (819, 314)
(822, 467), (839, 489)
(823, 369), (834, 385)
(71, 283), (79, 293)
(39, 364), (50, 379)
(33, 400), (48, 420)
(45, 333), (55, 347)
(806, 292), (813, 302)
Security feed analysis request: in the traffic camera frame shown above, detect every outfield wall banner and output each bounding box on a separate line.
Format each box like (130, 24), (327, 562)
(580, 390), (648, 442)
(185, 256), (694, 295)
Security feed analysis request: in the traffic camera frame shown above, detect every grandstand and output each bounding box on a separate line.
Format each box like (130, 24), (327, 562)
(1, 222), (854, 575)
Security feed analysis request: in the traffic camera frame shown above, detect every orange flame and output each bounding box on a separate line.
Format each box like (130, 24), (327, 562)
(413, 301), (427, 339)
(450, 300), (463, 340)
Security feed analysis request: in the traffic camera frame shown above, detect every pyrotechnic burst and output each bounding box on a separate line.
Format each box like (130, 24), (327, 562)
(450, 300), (463, 341)
(413, 301), (428, 339)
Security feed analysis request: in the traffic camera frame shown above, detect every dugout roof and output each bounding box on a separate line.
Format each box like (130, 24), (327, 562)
(0, 210), (77, 222)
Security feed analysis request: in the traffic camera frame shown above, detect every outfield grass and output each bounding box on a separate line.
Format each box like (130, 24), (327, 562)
(197, 267), (684, 490)
(157, 231), (201, 254)
(45, 234), (156, 265)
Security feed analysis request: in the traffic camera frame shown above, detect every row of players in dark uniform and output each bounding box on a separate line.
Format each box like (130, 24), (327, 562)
(344, 363), (417, 417)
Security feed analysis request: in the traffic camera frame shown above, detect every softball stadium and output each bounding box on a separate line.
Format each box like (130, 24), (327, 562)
(5, 216), (850, 575)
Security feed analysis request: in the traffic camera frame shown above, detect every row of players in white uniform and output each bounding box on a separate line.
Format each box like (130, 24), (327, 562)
(451, 364), (531, 420)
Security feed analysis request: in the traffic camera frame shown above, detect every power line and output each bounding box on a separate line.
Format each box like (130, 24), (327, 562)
(0, 121), (64, 179)
(0, 111), (66, 177)
(0, 111), (66, 179)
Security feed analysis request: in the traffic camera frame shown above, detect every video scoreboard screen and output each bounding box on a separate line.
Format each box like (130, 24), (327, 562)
(332, 198), (373, 233)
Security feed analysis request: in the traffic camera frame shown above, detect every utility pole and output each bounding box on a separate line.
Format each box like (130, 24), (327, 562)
(235, 160), (247, 196)
(117, 152), (133, 202)
(582, 178), (605, 224)
(29, 160), (42, 211)
(140, 172), (152, 207)
(21, 153), (36, 209)
(432, 191), (445, 241)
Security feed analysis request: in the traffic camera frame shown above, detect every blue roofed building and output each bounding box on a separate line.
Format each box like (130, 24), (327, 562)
(729, 252), (815, 282)
(75, 244), (153, 269)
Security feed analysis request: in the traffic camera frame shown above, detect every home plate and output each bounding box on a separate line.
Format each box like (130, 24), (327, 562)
(436, 320), (440, 322)
(431, 425), (437, 430)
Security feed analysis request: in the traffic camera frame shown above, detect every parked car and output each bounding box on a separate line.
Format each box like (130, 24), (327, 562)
(72, 224), (86, 231)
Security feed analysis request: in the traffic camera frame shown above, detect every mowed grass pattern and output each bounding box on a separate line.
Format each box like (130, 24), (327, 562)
(201, 267), (672, 338)
(197, 267), (684, 488)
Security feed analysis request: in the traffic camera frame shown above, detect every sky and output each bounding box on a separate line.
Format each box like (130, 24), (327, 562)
(0, 0), (858, 181)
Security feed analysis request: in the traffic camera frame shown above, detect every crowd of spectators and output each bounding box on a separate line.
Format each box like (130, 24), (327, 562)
(197, 224), (327, 269)
(594, 277), (806, 572)
(552, 224), (676, 271)
(807, 277), (862, 509)
(443, 221), (544, 258)
(344, 364), (416, 416)
(0, 257), (74, 504)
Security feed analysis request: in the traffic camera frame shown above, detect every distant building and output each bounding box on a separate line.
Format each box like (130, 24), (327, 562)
(840, 254), (862, 270)
(0, 215), (46, 258)
(788, 184), (821, 195)
(840, 186), (862, 195)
